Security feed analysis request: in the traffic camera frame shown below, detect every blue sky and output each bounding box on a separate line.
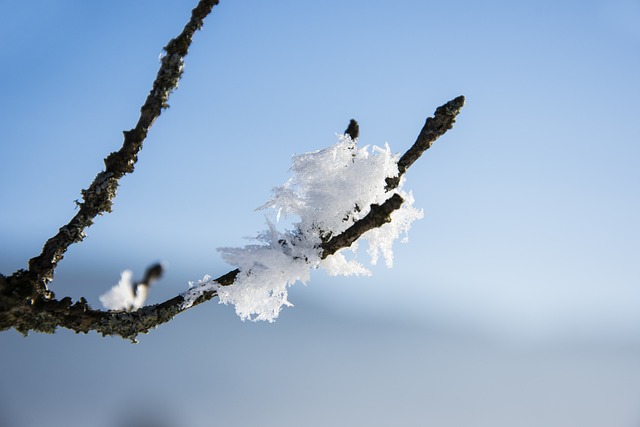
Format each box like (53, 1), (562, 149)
(1, 1), (640, 426)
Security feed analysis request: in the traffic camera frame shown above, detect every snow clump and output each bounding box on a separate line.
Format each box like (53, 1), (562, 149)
(196, 133), (423, 321)
(100, 270), (149, 311)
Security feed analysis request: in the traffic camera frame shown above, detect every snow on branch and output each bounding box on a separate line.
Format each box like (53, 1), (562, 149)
(202, 96), (466, 322)
(100, 264), (164, 311)
(0, 0), (465, 341)
(1, 97), (464, 341)
(213, 134), (423, 321)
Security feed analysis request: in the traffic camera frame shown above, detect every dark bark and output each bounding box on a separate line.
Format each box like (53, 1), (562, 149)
(344, 119), (360, 140)
(385, 95), (465, 191)
(26, 0), (220, 298)
(320, 194), (404, 258)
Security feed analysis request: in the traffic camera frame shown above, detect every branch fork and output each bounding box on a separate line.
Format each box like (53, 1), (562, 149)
(0, 0), (464, 341)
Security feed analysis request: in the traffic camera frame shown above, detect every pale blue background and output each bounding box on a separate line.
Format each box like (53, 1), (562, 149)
(1, 1), (639, 426)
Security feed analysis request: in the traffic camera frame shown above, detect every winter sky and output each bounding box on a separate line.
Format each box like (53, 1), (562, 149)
(1, 1), (639, 426)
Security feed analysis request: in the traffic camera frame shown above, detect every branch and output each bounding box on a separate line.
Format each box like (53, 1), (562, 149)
(385, 95), (465, 191)
(2, 0), (220, 339)
(1, 96), (464, 341)
(25, 0), (220, 297)
(1, 0), (465, 339)
(344, 119), (360, 140)
(325, 95), (465, 255)
(320, 194), (404, 258)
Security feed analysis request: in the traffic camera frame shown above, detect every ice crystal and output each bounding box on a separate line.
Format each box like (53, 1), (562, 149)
(181, 275), (218, 310)
(213, 133), (423, 321)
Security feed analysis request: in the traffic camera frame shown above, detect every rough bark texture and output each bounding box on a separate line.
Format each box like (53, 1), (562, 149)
(26, 0), (220, 298)
(0, 0), (465, 341)
(321, 194), (404, 258)
(385, 95), (465, 191)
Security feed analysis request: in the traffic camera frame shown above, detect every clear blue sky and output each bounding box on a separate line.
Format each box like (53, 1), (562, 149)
(1, 1), (639, 426)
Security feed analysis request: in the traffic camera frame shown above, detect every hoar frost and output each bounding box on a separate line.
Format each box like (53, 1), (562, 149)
(100, 270), (149, 311)
(182, 275), (217, 309)
(195, 134), (423, 321)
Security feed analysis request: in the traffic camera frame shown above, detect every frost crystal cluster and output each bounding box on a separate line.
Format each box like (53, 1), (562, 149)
(100, 270), (149, 311)
(205, 134), (423, 321)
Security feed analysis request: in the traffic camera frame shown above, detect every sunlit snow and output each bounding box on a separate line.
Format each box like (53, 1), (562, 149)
(210, 134), (423, 321)
(100, 270), (149, 311)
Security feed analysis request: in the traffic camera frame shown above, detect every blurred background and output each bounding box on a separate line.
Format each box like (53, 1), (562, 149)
(1, 1), (639, 426)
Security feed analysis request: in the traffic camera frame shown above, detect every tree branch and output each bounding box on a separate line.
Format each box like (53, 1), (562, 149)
(1, 95), (464, 341)
(385, 95), (465, 191)
(2, 0), (220, 339)
(1, 0), (466, 340)
(25, 0), (220, 297)
(321, 194), (404, 258)
(344, 119), (360, 140)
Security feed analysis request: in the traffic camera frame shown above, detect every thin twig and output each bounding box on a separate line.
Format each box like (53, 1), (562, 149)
(1, 0), (465, 339)
(386, 95), (465, 191)
(344, 119), (359, 140)
(1, 96), (464, 340)
(25, 0), (220, 297)
(1, 0), (220, 339)
(324, 95), (465, 255)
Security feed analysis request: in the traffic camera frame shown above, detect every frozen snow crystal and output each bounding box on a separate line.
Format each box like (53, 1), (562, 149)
(214, 133), (423, 321)
(364, 188), (424, 268)
(100, 270), (149, 311)
(217, 222), (319, 321)
(181, 275), (218, 310)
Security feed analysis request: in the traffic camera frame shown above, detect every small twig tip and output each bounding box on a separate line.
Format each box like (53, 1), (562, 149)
(344, 119), (359, 140)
